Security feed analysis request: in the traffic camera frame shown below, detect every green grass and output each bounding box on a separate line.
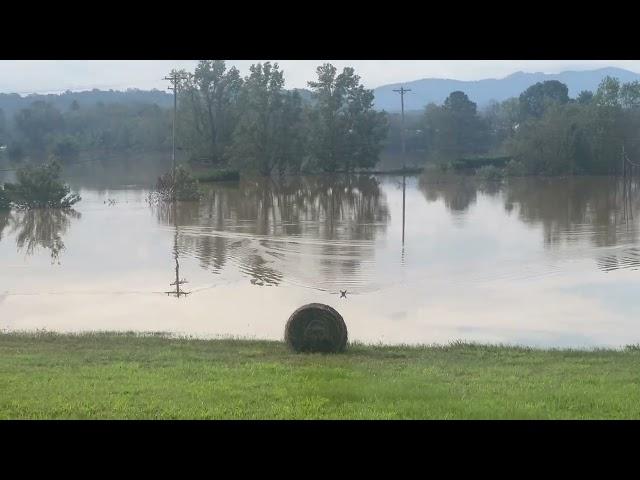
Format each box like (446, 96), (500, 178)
(2, 332), (640, 419)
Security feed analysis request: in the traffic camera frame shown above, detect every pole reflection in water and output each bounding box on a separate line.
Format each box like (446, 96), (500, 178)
(401, 174), (406, 265)
(165, 202), (189, 298)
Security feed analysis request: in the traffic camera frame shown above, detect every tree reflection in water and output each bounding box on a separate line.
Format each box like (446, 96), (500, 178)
(2, 209), (80, 264)
(419, 171), (640, 273)
(150, 175), (390, 290)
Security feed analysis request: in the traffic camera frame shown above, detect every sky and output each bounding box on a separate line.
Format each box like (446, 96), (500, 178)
(1, 60), (640, 94)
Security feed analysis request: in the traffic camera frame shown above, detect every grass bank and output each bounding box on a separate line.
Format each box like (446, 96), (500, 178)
(1, 332), (639, 419)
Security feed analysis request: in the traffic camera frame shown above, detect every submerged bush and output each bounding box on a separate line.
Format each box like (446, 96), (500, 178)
(3, 160), (81, 209)
(154, 165), (201, 201)
(475, 165), (504, 182)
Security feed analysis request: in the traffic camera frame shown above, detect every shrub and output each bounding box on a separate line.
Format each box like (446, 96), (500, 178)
(475, 165), (504, 182)
(3, 160), (81, 209)
(154, 165), (201, 201)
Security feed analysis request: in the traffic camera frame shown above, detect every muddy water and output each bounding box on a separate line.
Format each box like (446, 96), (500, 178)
(1, 171), (640, 348)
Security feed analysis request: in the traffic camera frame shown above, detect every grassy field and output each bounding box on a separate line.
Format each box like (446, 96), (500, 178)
(1, 332), (640, 419)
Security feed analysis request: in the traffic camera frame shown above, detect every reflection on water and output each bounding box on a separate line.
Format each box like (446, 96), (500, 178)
(1, 209), (80, 264)
(2, 171), (640, 348)
(151, 175), (390, 292)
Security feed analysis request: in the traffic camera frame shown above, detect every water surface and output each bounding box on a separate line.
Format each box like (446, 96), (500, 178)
(2, 168), (639, 348)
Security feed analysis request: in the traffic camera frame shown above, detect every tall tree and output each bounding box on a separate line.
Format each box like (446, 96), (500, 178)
(178, 61), (243, 164)
(519, 80), (569, 119)
(423, 91), (489, 161)
(13, 101), (64, 155)
(228, 62), (304, 175)
(306, 64), (387, 172)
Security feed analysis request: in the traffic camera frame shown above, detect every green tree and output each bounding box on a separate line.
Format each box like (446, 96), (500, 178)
(306, 63), (387, 172)
(178, 61), (243, 165)
(594, 76), (621, 108)
(519, 80), (569, 119)
(227, 62), (300, 176)
(576, 90), (594, 105)
(13, 101), (64, 155)
(620, 81), (640, 109)
(422, 91), (489, 162)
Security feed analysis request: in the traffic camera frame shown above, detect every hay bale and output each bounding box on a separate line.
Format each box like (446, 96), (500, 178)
(285, 303), (348, 353)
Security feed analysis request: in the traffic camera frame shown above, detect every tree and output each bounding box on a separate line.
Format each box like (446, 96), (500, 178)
(595, 76), (621, 108)
(519, 80), (569, 119)
(177, 61), (243, 164)
(13, 101), (64, 155)
(422, 91), (489, 162)
(620, 81), (640, 109)
(227, 62), (298, 176)
(576, 90), (594, 105)
(306, 63), (387, 172)
(483, 98), (520, 148)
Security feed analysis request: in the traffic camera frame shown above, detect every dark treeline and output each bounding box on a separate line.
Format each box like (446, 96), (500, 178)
(420, 76), (640, 175)
(2, 62), (639, 176)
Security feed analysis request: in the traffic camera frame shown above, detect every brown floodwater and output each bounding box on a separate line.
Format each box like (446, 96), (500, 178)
(1, 168), (640, 348)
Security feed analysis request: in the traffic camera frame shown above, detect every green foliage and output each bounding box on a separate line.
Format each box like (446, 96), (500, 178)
(227, 63), (304, 175)
(51, 134), (80, 162)
(3, 160), (81, 209)
(519, 80), (569, 119)
(177, 61), (243, 165)
(422, 92), (490, 162)
(475, 165), (504, 182)
(506, 77), (640, 176)
(306, 63), (388, 172)
(154, 164), (201, 201)
(595, 76), (621, 107)
(13, 101), (64, 153)
(576, 90), (594, 105)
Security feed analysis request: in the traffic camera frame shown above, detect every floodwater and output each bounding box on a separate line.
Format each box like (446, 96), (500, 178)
(1, 167), (640, 348)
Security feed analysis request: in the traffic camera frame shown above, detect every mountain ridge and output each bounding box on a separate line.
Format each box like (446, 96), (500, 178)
(373, 67), (640, 111)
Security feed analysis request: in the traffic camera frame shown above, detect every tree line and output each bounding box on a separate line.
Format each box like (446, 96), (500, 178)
(415, 76), (640, 175)
(2, 62), (639, 177)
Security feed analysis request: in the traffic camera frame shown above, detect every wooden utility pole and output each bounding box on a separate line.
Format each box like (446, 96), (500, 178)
(393, 86), (411, 247)
(163, 71), (188, 201)
(393, 86), (412, 168)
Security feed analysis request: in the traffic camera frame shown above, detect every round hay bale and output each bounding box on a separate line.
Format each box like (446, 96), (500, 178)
(285, 303), (348, 353)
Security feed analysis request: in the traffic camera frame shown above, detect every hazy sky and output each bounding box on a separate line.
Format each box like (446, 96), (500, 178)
(2, 60), (640, 94)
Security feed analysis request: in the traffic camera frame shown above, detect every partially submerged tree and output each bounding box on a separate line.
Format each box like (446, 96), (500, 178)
(306, 64), (388, 172)
(153, 165), (201, 201)
(227, 62), (304, 176)
(2, 160), (81, 209)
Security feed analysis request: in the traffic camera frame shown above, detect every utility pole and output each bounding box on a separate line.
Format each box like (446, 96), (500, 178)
(393, 86), (412, 169)
(393, 86), (411, 247)
(163, 71), (188, 202)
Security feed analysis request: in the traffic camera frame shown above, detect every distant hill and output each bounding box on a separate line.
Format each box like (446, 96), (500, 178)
(3, 67), (640, 117)
(0, 87), (316, 117)
(373, 67), (640, 112)
(0, 88), (174, 117)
